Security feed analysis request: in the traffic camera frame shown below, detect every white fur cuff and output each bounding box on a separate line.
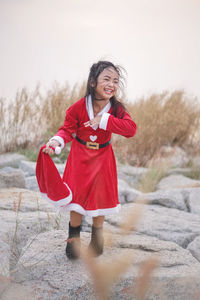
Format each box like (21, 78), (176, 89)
(49, 136), (65, 149)
(99, 113), (110, 130)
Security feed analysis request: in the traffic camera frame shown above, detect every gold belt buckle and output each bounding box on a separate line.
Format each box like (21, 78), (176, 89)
(86, 142), (99, 150)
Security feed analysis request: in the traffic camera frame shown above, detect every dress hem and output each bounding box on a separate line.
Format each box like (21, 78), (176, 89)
(60, 203), (121, 217)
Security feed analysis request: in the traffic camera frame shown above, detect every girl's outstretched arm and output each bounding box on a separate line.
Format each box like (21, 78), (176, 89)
(45, 105), (79, 153)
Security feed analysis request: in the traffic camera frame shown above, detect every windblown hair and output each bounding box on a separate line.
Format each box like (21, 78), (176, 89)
(85, 61), (126, 117)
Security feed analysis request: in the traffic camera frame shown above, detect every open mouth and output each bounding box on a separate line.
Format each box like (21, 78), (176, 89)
(104, 89), (114, 95)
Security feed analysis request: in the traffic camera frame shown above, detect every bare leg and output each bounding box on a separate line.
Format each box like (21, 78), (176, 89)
(70, 211), (82, 227)
(89, 216), (104, 256)
(92, 216), (104, 228)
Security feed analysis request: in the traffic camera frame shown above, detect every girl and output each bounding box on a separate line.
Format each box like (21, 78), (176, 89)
(43, 61), (137, 259)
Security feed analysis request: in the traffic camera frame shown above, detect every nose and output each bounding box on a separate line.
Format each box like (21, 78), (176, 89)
(108, 81), (114, 87)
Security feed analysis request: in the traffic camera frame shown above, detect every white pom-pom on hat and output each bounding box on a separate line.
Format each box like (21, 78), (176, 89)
(55, 147), (61, 155)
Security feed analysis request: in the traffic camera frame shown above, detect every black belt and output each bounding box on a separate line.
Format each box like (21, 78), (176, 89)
(75, 135), (111, 150)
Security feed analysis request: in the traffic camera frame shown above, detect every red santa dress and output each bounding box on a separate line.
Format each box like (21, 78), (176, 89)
(46, 95), (137, 216)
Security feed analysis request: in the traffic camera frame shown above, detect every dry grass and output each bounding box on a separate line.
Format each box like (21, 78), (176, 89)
(81, 247), (133, 300)
(0, 85), (43, 152)
(114, 90), (200, 166)
(185, 165), (200, 181)
(0, 81), (86, 153)
(1, 86), (200, 166)
(79, 197), (159, 300)
(138, 162), (170, 193)
(41, 81), (86, 135)
(135, 256), (159, 300)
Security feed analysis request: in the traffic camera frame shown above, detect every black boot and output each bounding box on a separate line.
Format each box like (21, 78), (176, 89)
(89, 226), (104, 257)
(66, 222), (81, 260)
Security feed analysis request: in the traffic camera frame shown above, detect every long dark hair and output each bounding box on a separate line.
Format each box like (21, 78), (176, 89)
(85, 61), (126, 117)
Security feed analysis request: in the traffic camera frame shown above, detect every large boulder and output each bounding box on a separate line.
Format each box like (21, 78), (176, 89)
(144, 189), (187, 211)
(187, 236), (200, 262)
(19, 160), (37, 176)
(192, 156), (200, 167)
(13, 230), (200, 300)
(0, 188), (56, 212)
(144, 187), (200, 215)
(0, 283), (33, 300)
(0, 189), (70, 262)
(106, 203), (200, 248)
(186, 187), (200, 214)
(156, 174), (200, 190)
(167, 167), (192, 176)
(0, 241), (10, 277)
(118, 179), (142, 204)
(0, 168), (26, 188)
(152, 146), (190, 168)
(25, 176), (39, 191)
(117, 164), (148, 186)
(14, 231), (91, 300)
(19, 160), (66, 177)
(0, 153), (27, 169)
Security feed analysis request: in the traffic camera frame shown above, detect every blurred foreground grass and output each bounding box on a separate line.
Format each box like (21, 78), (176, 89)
(0, 82), (200, 166)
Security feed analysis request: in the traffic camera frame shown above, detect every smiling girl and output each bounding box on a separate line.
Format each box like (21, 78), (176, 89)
(43, 61), (137, 259)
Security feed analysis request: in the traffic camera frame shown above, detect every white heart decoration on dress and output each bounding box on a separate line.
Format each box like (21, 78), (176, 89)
(90, 135), (97, 142)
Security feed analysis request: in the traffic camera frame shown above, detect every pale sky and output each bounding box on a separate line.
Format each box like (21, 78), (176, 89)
(0, 0), (200, 101)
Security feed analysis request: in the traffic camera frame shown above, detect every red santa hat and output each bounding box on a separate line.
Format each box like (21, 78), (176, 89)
(36, 146), (72, 207)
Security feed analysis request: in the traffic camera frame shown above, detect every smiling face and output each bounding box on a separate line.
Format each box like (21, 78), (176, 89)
(93, 67), (119, 101)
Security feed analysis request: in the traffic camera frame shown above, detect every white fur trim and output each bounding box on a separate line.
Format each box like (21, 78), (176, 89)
(86, 95), (111, 131)
(86, 95), (94, 122)
(99, 112), (110, 130)
(50, 136), (65, 149)
(40, 183), (72, 207)
(60, 203), (121, 216)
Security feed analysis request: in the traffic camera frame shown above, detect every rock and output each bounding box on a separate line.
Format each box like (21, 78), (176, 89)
(15, 231), (92, 299)
(115, 272), (200, 300)
(117, 164), (148, 186)
(0, 241), (10, 277)
(0, 189), (70, 260)
(144, 189), (187, 211)
(145, 187), (200, 215)
(19, 160), (65, 177)
(167, 167), (192, 176)
(0, 169), (26, 188)
(25, 176), (39, 191)
(152, 146), (190, 168)
(14, 230), (200, 300)
(2, 153), (200, 299)
(187, 188), (200, 214)
(0, 208), (69, 272)
(0, 188), (57, 212)
(113, 233), (200, 272)
(0, 283), (34, 300)
(157, 174), (200, 190)
(106, 203), (200, 248)
(0, 167), (19, 173)
(19, 160), (37, 176)
(118, 179), (142, 204)
(0, 209), (66, 248)
(187, 236), (200, 262)
(192, 156), (200, 167)
(0, 153), (27, 169)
